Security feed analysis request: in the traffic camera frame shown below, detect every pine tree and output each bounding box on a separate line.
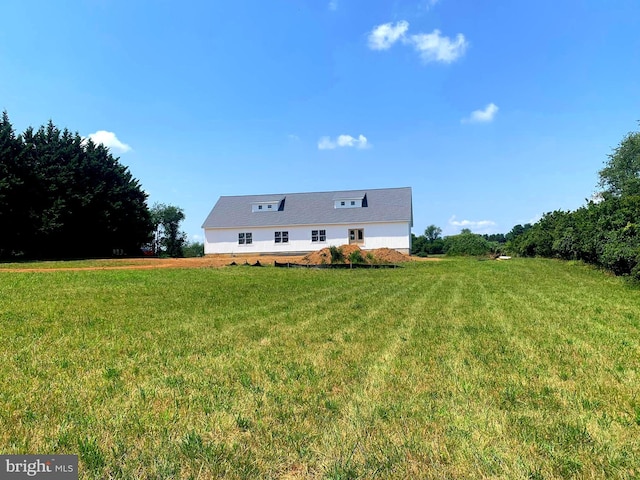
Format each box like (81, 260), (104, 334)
(0, 111), (24, 257)
(0, 112), (153, 259)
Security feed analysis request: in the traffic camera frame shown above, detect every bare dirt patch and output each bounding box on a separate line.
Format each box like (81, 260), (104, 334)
(0, 247), (439, 272)
(0, 255), (305, 272)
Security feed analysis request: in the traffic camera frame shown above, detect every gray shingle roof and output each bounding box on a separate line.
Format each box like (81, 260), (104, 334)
(202, 187), (412, 229)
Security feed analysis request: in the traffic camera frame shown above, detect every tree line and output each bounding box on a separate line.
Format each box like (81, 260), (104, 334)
(0, 112), (193, 259)
(413, 124), (640, 280)
(412, 225), (530, 257)
(509, 127), (640, 279)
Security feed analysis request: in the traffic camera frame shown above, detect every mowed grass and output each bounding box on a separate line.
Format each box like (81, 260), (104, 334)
(0, 259), (639, 479)
(0, 258), (150, 269)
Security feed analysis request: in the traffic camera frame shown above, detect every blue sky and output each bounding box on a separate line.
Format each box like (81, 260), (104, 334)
(2, 0), (639, 240)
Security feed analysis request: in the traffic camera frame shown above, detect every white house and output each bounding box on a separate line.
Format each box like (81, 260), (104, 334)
(201, 187), (413, 255)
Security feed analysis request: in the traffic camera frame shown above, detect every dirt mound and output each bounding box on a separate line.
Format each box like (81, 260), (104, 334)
(300, 245), (410, 265)
(369, 247), (411, 263)
(300, 248), (332, 265)
(300, 244), (363, 265)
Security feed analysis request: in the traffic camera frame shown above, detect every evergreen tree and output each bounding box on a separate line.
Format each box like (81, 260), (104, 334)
(0, 112), (153, 259)
(0, 111), (25, 256)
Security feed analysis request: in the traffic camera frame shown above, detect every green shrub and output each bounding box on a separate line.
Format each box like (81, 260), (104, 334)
(348, 250), (365, 264)
(329, 246), (344, 264)
(183, 241), (204, 257)
(600, 224), (640, 276)
(443, 233), (495, 256)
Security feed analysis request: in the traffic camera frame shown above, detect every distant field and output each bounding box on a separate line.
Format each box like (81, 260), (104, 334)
(0, 258), (639, 479)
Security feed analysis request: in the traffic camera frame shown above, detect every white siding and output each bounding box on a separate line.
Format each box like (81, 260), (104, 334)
(204, 222), (410, 255)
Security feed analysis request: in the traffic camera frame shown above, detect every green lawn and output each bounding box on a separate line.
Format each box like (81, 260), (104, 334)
(0, 258), (151, 269)
(0, 258), (639, 479)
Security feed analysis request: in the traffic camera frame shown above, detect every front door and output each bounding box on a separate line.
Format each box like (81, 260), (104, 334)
(348, 229), (364, 245)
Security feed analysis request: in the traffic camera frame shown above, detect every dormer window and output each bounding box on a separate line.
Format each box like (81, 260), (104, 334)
(252, 199), (283, 212)
(334, 195), (364, 209)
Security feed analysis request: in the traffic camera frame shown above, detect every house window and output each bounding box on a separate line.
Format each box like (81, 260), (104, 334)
(349, 229), (364, 245)
(258, 205), (262, 210)
(350, 201), (355, 206)
(268, 205), (272, 209)
(274, 231), (289, 243)
(311, 229), (326, 242)
(341, 201), (345, 206)
(238, 232), (252, 245)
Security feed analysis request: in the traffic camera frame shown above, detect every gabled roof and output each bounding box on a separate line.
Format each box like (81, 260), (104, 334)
(202, 187), (412, 229)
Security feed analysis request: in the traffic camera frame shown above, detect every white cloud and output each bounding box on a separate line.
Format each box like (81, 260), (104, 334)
(318, 137), (335, 150)
(421, 0), (439, 11)
(318, 134), (369, 150)
(409, 30), (468, 63)
(86, 130), (132, 153)
(462, 103), (499, 124)
(368, 21), (468, 64)
(367, 21), (409, 50)
(337, 134), (368, 148)
(448, 215), (496, 233)
(328, 0), (338, 11)
(287, 134), (300, 142)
